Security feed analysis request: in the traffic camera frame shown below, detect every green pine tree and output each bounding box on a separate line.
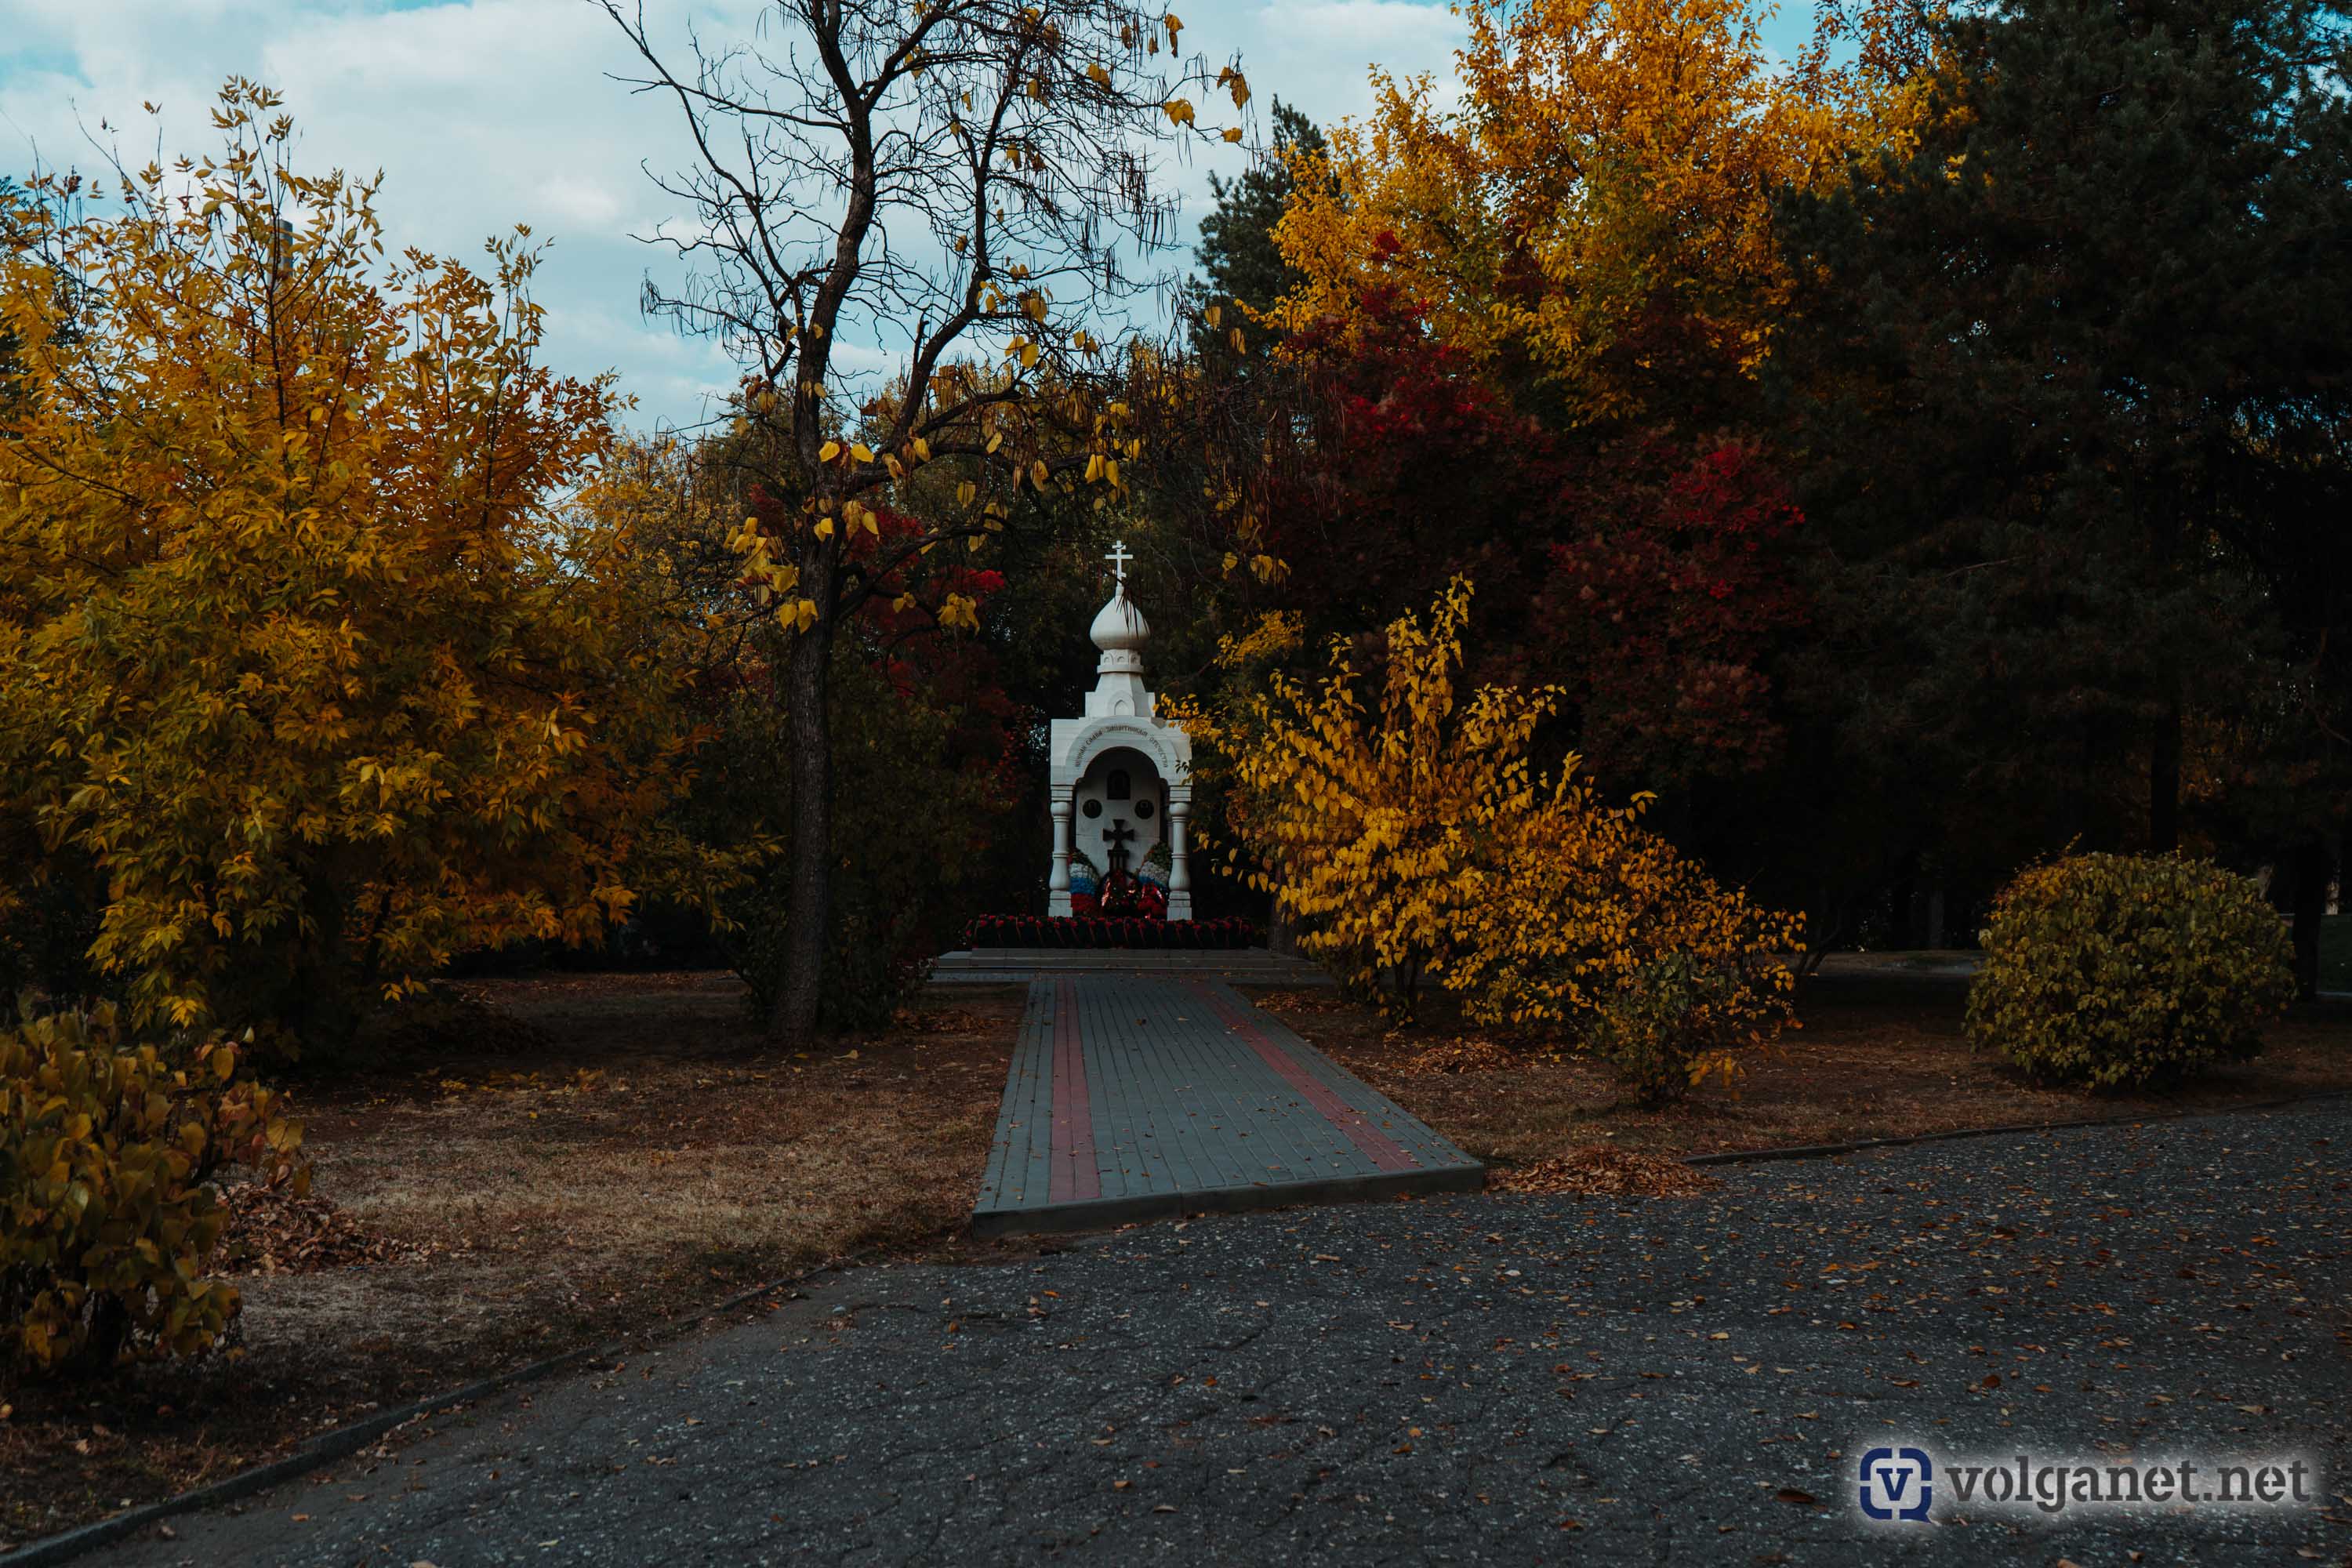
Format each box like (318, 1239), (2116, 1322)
(1185, 100), (1328, 361)
(1773, 0), (2352, 980)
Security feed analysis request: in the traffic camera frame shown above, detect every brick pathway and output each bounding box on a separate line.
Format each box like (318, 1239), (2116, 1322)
(972, 974), (1483, 1236)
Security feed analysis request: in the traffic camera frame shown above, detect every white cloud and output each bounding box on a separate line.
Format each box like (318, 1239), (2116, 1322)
(0, 0), (1483, 430)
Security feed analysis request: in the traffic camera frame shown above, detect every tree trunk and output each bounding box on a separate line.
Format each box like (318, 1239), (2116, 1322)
(1886, 855), (1918, 951)
(771, 626), (835, 1043)
(2290, 836), (2333, 1002)
(82, 1292), (131, 1370)
(2147, 496), (2183, 855)
(1268, 901), (1298, 956)
(2074, 720), (2098, 850)
(285, 867), (360, 1055)
(2149, 673), (2181, 853)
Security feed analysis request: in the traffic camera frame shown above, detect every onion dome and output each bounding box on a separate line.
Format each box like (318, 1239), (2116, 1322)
(1089, 589), (1150, 655)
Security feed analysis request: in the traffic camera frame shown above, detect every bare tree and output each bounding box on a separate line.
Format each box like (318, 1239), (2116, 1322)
(596, 0), (1250, 1040)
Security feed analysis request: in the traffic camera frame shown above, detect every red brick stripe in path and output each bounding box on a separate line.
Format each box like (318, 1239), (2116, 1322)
(1047, 977), (1101, 1203)
(1182, 978), (1421, 1174)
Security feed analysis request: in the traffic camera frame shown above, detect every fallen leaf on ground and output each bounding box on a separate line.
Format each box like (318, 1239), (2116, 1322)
(221, 1183), (432, 1275)
(1388, 1035), (1526, 1076)
(1491, 1145), (1721, 1199)
(1251, 989), (1351, 1014)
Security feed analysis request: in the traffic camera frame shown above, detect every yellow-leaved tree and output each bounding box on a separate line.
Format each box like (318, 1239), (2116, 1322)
(599, 1), (1256, 1041)
(1186, 581), (1554, 1010)
(1268, 0), (1930, 426)
(0, 83), (713, 1051)
(1192, 580), (1801, 1101)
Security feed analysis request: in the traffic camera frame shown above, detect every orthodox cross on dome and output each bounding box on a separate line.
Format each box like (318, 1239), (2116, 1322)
(1106, 539), (1132, 593)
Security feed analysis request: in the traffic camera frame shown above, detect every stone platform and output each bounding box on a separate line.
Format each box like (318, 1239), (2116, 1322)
(932, 946), (1334, 985)
(971, 973), (1483, 1237)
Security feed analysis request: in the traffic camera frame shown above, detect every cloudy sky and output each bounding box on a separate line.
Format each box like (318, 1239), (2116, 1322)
(0, 0), (1811, 431)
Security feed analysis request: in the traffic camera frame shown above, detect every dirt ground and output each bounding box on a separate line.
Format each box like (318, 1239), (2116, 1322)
(0, 974), (1034, 1550)
(1255, 974), (2352, 1166)
(5, 968), (2347, 1548)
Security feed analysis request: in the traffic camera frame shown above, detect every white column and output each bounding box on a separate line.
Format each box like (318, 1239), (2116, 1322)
(1166, 793), (1192, 922)
(1048, 791), (1075, 916)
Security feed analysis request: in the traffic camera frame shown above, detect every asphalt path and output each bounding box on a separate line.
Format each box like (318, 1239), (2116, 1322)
(92, 1104), (2352, 1566)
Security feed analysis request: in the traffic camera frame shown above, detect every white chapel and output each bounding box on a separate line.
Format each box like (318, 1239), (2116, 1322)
(1047, 542), (1194, 920)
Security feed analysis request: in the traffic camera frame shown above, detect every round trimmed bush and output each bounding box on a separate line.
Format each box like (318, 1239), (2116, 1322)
(1966, 852), (2294, 1089)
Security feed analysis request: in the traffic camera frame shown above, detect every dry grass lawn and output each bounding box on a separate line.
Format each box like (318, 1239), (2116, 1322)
(0, 972), (1029, 1548)
(6, 967), (2347, 1548)
(1256, 975), (2352, 1167)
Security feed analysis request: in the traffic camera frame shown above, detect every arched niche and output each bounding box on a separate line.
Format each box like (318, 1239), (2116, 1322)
(1072, 745), (1167, 876)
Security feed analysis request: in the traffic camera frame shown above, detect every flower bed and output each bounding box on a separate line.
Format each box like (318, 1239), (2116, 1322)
(962, 914), (1262, 950)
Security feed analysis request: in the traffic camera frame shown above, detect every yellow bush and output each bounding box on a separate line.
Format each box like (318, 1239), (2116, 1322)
(2, 1009), (306, 1372)
(1449, 795), (1802, 1099)
(1966, 853), (2293, 1089)
(1192, 580), (1554, 1011)
(1196, 579), (1801, 1097)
